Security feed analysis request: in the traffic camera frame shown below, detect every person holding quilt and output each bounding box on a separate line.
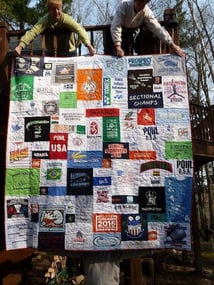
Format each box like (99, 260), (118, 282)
(110, 0), (184, 57)
(14, 0), (95, 57)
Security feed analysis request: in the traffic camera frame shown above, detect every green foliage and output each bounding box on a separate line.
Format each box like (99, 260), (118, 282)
(0, 0), (73, 29)
(0, 0), (33, 29)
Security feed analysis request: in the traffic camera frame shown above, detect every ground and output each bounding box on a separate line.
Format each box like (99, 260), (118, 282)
(2, 247), (214, 284)
(154, 251), (214, 285)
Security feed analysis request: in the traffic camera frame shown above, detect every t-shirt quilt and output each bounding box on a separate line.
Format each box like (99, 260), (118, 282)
(5, 54), (193, 251)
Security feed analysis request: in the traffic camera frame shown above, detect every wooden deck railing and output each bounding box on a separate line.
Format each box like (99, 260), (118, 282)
(190, 102), (214, 144)
(2, 24), (175, 57)
(0, 8), (179, 61)
(5, 24), (114, 56)
(190, 102), (214, 168)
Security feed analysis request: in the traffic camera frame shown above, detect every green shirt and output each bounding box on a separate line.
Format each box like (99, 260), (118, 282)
(19, 12), (91, 54)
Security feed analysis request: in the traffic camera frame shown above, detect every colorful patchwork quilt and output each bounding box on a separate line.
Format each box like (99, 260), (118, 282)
(5, 54), (193, 251)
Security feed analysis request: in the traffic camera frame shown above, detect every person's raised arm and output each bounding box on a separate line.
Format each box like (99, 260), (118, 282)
(14, 19), (46, 56)
(64, 14), (95, 56)
(110, 3), (125, 57)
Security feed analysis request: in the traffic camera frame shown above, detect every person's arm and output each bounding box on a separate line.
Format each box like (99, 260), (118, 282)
(115, 44), (125, 57)
(62, 13), (95, 56)
(85, 43), (95, 56)
(143, 6), (185, 57)
(169, 42), (185, 57)
(14, 16), (48, 56)
(110, 3), (125, 57)
(14, 45), (23, 56)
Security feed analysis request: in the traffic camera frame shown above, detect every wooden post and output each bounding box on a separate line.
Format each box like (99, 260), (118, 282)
(163, 9), (179, 54)
(192, 190), (203, 274)
(103, 26), (114, 55)
(130, 258), (143, 285)
(0, 22), (10, 96)
(0, 21), (10, 129)
(130, 257), (155, 285)
(0, 22), (10, 250)
(0, 21), (9, 64)
(0, 21), (10, 127)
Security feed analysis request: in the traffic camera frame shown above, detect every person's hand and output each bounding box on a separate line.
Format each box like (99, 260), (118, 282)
(87, 44), (95, 56)
(170, 42), (185, 57)
(115, 45), (124, 57)
(14, 45), (23, 56)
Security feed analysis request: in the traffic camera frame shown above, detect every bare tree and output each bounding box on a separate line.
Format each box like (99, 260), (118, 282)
(185, 0), (214, 105)
(184, 0), (214, 273)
